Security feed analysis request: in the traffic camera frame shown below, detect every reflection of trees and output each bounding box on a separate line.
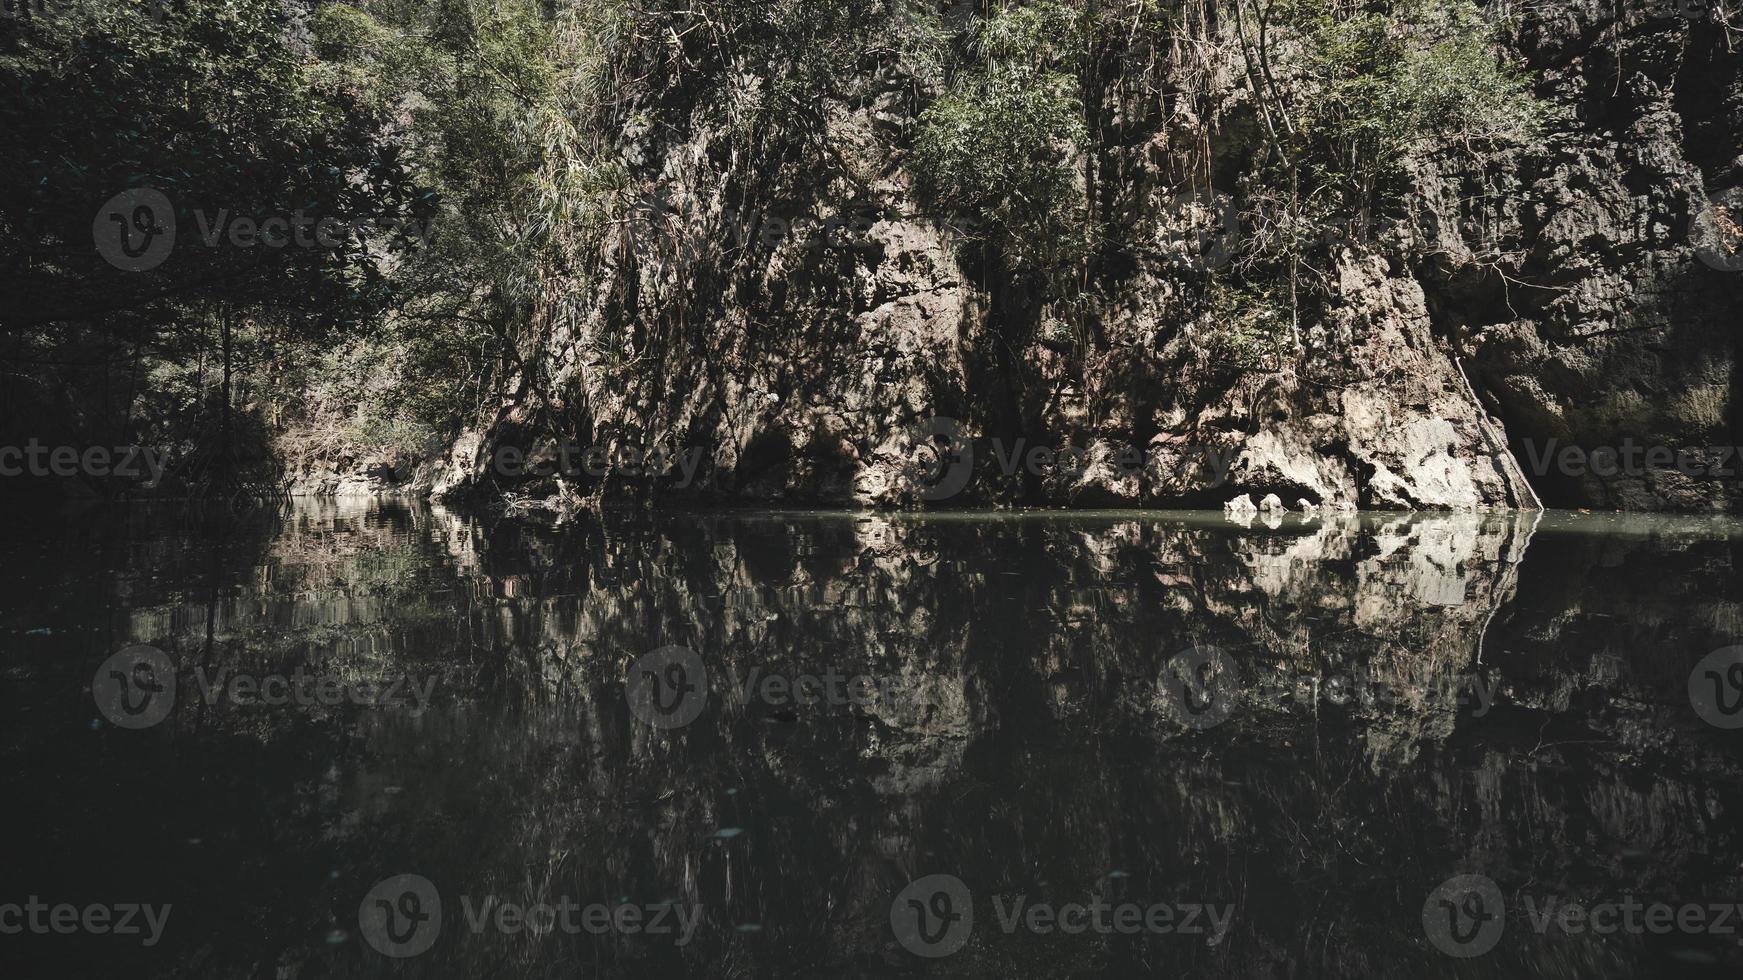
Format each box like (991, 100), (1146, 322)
(9, 504), (1742, 977)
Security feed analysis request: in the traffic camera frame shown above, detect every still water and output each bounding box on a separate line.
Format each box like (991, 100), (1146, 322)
(2, 499), (1741, 978)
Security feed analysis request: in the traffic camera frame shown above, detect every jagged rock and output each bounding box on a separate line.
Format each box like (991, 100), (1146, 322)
(433, 1), (1741, 514)
(1225, 494), (1259, 522)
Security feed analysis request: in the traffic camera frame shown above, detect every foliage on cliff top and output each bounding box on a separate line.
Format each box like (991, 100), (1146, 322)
(910, 1), (1090, 279)
(1216, 0), (1546, 353)
(1295, 0), (1544, 189)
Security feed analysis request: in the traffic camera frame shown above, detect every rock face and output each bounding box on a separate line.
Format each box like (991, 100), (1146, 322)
(440, 1), (1742, 513)
(1407, 0), (1743, 512)
(285, 431), (477, 499)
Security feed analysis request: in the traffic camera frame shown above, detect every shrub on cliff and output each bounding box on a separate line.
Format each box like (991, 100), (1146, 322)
(910, 0), (1088, 278)
(1225, 0), (1546, 354)
(1299, 0), (1544, 198)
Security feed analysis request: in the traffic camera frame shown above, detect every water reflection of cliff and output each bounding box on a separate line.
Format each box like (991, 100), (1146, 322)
(4, 502), (1741, 978)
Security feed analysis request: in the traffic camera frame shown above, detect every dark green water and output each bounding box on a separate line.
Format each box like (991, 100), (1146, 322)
(3, 500), (1742, 978)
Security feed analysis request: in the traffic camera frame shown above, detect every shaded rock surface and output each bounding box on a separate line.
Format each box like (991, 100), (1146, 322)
(428, 1), (1742, 513)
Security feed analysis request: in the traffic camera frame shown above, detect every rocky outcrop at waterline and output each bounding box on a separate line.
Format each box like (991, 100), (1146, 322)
(420, 0), (1741, 514)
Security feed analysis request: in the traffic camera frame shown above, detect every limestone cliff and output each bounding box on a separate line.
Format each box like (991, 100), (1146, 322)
(428, 0), (1743, 513)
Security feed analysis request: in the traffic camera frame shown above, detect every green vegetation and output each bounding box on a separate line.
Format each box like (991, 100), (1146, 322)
(905, 0), (1542, 362)
(1220, 0), (1543, 359)
(0, 0), (1549, 495)
(0, 0), (435, 491)
(300, 0), (576, 443)
(911, 1), (1089, 279)
(1292, 0), (1544, 207)
(1203, 279), (1295, 370)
